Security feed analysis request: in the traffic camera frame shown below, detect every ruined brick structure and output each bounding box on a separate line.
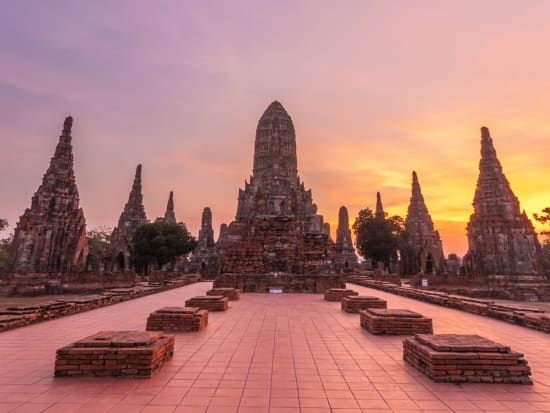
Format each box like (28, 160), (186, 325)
(464, 127), (541, 276)
(334, 206), (357, 270)
(190, 207), (219, 275)
(217, 101), (336, 275)
(404, 171), (445, 275)
(164, 191), (176, 224)
(8, 116), (88, 274)
(375, 191), (385, 219)
(109, 165), (148, 271)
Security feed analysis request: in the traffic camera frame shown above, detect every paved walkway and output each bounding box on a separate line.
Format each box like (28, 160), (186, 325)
(1, 281), (550, 413)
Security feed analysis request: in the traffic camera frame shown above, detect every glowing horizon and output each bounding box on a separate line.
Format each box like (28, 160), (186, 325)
(1, 1), (549, 258)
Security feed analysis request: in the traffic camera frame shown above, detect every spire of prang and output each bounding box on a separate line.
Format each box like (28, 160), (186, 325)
(375, 192), (385, 219)
(164, 191), (176, 224)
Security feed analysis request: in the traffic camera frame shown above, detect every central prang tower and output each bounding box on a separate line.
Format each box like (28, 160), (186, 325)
(217, 101), (336, 275)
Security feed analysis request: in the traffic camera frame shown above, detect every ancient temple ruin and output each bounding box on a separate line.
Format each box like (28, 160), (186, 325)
(375, 191), (385, 219)
(334, 206), (357, 270)
(190, 207), (219, 275)
(8, 116), (88, 274)
(464, 127), (541, 276)
(109, 165), (148, 272)
(164, 191), (176, 224)
(404, 171), (445, 274)
(217, 101), (336, 275)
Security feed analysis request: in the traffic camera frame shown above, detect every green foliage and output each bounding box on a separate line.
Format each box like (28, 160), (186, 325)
(533, 207), (550, 275)
(0, 233), (13, 270)
(132, 220), (197, 274)
(87, 226), (112, 257)
(534, 207), (550, 237)
(352, 208), (406, 270)
(0, 218), (7, 232)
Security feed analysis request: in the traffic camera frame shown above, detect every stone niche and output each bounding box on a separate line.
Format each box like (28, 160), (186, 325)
(146, 307), (208, 332)
(54, 331), (174, 378)
(403, 334), (532, 384)
(360, 308), (433, 335)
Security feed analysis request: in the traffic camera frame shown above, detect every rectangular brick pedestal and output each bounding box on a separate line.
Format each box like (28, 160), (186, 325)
(341, 295), (387, 313)
(403, 334), (532, 384)
(324, 288), (358, 302)
(360, 308), (433, 335)
(206, 288), (241, 301)
(54, 331), (174, 378)
(185, 295), (229, 311)
(146, 307), (208, 332)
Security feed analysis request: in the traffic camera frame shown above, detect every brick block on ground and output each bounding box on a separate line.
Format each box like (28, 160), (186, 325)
(54, 331), (174, 378)
(360, 308), (433, 335)
(341, 295), (387, 313)
(185, 295), (229, 311)
(324, 288), (358, 302)
(146, 307), (208, 332)
(403, 334), (532, 384)
(206, 288), (241, 301)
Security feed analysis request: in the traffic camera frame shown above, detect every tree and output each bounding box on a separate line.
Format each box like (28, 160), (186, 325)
(87, 226), (112, 257)
(0, 219), (11, 269)
(352, 208), (405, 270)
(533, 207), (550, 275)
(132, 220), (197, 275)
(0, 218), (7, 232)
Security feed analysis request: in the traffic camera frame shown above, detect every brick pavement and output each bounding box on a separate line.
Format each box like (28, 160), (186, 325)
(0, 281), (549, 412)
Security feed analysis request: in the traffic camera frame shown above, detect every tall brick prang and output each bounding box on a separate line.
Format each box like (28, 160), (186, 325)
(404, 171), (445, 274)
(335, 206), (357, 269)
(109, 164), (148, 271)
(217, 101), (335, 275)
(190, 207), (219, 275)
(464, 127), (541, 275)
(8, 116), (88, 274)
(164, 191), (176, 224)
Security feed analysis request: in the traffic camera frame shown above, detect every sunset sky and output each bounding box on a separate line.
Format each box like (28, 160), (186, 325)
(1, 1), (549, 256)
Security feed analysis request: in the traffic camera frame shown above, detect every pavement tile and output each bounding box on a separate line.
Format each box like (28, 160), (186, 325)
(1, 282), (550, 413)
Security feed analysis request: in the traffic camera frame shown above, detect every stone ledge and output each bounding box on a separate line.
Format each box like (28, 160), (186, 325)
(347, 276), (550, 334)
(403, 334), (532, 384)
(324, 288), (358, 301)
(146, 306), (208, 332)
(185, 295), (229, 311)
(360, 308), (433, 335)
(54, 331), (175, 378)
(206, 288), (240, 301)
(0, 275), (201, 333)
(341, 295), (387, 313)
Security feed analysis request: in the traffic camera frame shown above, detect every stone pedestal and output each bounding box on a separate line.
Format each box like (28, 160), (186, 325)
(185, 295), (228, 311)
(324, 288), (358, 302)
(54, 331), (174, 378)
(341, 295), (387, 313)
(206, 288), (240, 301)
(403, 334), (532, 384)
(360, 309), (433, 335)
(146, 307), (208, 332)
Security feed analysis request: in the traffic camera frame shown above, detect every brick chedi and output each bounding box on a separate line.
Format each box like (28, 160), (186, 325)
(464, 127), (541, 276)
(217, 101), (336, 274)
(164, 191), (176, 224)
(404, 171), (445, 274)
(109, 165), (147, 271)
(190, 207), (220, 275)
(8, 116), (88, 274)
(334, 206), (357, 270)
